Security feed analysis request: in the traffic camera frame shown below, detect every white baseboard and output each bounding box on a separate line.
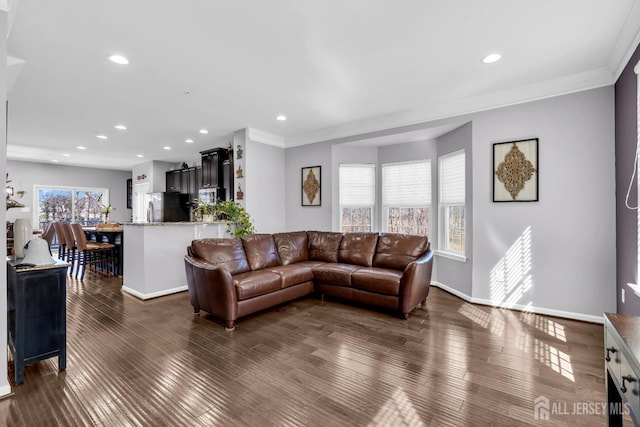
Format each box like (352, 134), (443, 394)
(122, 285), (188, 300)
(0, 383), (12, 398)
(431, 281), (604, 324)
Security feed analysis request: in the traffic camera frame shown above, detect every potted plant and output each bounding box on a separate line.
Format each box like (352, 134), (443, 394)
(214, 200), (255, 236)
(192, 198), (216, 223)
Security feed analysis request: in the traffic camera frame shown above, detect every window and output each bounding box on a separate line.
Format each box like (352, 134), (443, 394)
(35, 185), (109, 229)
(382, 160), (431, 235)
(439, 150), (465, 254)
(339, 164), (375, 232)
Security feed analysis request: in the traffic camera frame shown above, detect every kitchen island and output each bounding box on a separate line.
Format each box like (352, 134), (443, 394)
(121, 222), (234, 300)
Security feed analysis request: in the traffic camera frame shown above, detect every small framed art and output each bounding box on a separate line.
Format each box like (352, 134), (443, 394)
(301, 166), (321, 206)
(493, 138), (538, 202)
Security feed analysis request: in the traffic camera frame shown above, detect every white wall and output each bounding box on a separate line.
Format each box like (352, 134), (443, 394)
(245, 137), (286, 233)
(470, 86), (615, 320)
(7, 160), (132, 225)
(0, 9), (9, 398)
(283, 86), (616, 321)
(285, 142), (333, 231)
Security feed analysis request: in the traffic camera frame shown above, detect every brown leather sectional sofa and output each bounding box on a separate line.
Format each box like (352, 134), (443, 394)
(184, 231), (433, 330)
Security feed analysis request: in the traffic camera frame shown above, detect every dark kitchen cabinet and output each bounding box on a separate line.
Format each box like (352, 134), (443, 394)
(200, 148), (227, 188)
(166, 170), (181, 192)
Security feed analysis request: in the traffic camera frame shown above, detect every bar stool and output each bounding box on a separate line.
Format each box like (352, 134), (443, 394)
(71, 223), (115, 279)
(52, 221), (67, 260)
(61, 223), (78, 275)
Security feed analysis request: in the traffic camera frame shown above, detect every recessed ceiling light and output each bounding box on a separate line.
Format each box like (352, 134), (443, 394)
(163, 146), (172, 150)
(199, 129), (208, 134)
(51, 159), (59, 163)
(185, 139), (194, 143)
(96, 134), (108, 140)
(482, 53), (502, 64)
(136, 154), (144, 158)
(114, 124), (127, 130)
(76, 146), (87, 150)
(276, 115), (287, 121)
(62, 153), (71, 157)
(108, 54), (129, 65)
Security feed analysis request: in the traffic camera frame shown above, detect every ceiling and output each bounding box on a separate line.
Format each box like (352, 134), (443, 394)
(6, 1), (640, 171)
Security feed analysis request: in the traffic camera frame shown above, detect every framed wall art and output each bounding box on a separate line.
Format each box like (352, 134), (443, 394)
(301, 165), (321, 206)
(493, 138), (538, 202)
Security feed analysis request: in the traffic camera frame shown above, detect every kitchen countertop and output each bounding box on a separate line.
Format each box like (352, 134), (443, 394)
(119, 221), (232, 226)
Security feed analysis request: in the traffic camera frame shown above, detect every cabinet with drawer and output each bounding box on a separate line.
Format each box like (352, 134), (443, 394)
(604, 313), (640, 425)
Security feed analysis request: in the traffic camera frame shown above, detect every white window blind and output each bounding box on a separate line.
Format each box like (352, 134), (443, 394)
(382, 160), (431, 206)
(439, 151), (465, 204)
(339, 164), (375, 207)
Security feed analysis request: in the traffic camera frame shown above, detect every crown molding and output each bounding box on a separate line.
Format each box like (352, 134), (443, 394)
(247, 127), (285, 148)
(612, 0), (640, 80)
(285, 67), (614, 148)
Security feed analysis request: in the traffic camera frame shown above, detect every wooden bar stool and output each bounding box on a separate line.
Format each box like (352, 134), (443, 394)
(71, 223), (115, 280)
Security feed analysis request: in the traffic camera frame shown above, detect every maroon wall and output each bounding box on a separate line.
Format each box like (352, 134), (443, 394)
(616, 42), (640, 315)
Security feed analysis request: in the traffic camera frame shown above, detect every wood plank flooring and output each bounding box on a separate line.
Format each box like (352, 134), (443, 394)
(0, 271), (615, 426)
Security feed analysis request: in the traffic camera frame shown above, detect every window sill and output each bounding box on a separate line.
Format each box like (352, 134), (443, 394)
(434, 250), (467, 263)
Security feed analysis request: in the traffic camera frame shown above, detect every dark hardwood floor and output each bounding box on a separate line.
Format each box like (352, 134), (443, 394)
(1, 270), (613, 426)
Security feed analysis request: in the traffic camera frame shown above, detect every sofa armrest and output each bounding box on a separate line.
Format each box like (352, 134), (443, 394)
(184, 255), (238, 323)
(399, 249), (434, 315)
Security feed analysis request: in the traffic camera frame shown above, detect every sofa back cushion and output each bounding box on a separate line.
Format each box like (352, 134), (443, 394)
(338, 233), (378, 266)
(190, 238), (250, 274)
(273, 231), (309, 265)
(241, 234), (281, 270)
(373, 233), (429, 270)
(307, 231), (343, 263)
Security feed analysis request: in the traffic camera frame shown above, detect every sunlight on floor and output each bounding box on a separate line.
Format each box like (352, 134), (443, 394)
(520, 313), (567, 342)
(368, 388), (425, 427)
(489, 226), (533, 308)
(533, 339), (575, 382)
(458, 303), (505, 336)
(457, 301), (574, 382)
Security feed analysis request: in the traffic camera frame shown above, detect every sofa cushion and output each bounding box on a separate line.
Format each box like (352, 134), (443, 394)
(307, 231), (343, 262)
(233, 271), (282, 300)
(190, 238), (250, 275)
(312, 263), (361, 286)
(241, 234), (281, 271)
(273, 231), (309, 265)
(338, 233), (378, 267)
(268, 264), (314, 289)
(351, 267), (403, 296)
(373, 233), (429, 271)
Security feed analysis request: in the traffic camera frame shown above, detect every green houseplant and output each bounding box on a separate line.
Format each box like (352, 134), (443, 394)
(192, 198), (216, 223)
(214, 200), (255, 237)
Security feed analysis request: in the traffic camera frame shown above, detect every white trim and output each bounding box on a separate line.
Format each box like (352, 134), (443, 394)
(284, 67), (612, 148)
(121, 285), (188, 300)
(0, 383), (12, 398)
(247, 127), (285, 148)
(635, 59), (640, 75)
(431, 281), (604, 324)
(612, 0), (640, 80)
(434, 250), (466, 262)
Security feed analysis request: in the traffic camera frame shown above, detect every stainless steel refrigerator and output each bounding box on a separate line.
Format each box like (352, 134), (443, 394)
(146, 192), (190, 222)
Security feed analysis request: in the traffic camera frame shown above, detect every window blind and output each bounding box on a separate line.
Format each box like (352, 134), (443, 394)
(382, 160), (431, 206)
(339, 164), (375, 207)
(439, 151), (465, 204)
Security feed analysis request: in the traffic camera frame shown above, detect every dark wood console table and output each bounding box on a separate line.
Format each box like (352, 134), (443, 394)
(604, 313), (640, 426)
(7, 259), (69, 384)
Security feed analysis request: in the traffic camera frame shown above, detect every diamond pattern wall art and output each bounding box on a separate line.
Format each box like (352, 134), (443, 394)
(301, 166), (321, 206)
(493, 138), (538, 202)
